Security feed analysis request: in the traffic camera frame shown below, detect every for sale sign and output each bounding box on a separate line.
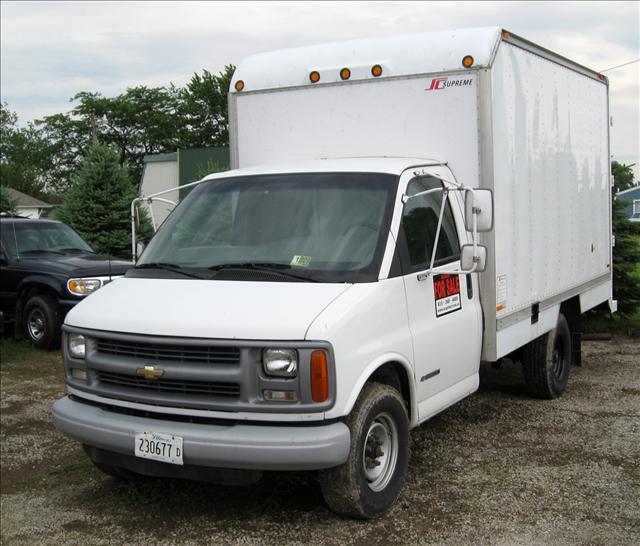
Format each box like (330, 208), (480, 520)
(433, 274), (462, 317)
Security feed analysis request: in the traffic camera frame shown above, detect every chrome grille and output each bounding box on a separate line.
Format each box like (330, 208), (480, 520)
(95, 338), (240, 365)
(96, 371), (240, 397)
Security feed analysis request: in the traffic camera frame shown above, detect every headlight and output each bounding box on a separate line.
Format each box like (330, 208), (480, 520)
(67, 278), (102, 296)
(68, 334), (86, 359)
(263, 348), (298, 377)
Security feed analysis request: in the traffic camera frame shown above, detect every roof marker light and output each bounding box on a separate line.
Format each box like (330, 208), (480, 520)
(309, 71), (321, 83)
(462, 55), (474, 68)
(234, 80), (245, 92)
(502, 30), (511, 41)
(340, 67), (351, 81)
(371, 64), (383, 77)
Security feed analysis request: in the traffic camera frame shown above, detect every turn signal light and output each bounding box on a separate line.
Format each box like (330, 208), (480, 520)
(340, 67), (351, 80)
(309, 71), (321, 83)
(371, 64), (383, 77)
(462, 55), (474, 68)
(234, 80), (245, 92)
(311, 350), (329, 403)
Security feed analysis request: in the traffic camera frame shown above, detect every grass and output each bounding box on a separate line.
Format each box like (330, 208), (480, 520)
(0, 337), (62, 379)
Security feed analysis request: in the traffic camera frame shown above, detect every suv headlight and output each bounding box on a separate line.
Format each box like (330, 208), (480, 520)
(263, 348), (298, 377)
(68, 334), (86, 359)
(67, 278), (102, 296)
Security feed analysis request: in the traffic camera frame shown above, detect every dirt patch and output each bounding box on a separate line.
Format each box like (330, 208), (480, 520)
(1, 337), (639, 545)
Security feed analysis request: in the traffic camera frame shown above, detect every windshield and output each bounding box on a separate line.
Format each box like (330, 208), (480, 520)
(138, 172), (398, 282)
(3, 222), (93, 256)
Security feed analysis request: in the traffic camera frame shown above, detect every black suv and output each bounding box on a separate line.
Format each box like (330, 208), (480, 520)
(0, 217), (132, 349)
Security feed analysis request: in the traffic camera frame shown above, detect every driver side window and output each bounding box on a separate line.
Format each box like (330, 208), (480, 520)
(401, 177), (460, 272)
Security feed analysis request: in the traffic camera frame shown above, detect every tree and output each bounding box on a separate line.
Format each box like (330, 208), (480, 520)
(0, 185), (18, 215)
(57, 143), (148, 259)
(36, 111), (92, 195)
(0, 103), (53, 198)
(612, 161), (635, 192)
(177, 65), (235, 148)
(612, 200), (640, 316)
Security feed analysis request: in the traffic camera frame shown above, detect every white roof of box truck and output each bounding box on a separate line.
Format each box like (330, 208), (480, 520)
(230, 27), (606, 94)
(201, 157), (442, 181)
(231, 27), (502, 92)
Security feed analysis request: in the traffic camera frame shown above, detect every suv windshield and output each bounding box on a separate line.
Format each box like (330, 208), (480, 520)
(2, 222), (93, 256)
(138, 172), (398, 282)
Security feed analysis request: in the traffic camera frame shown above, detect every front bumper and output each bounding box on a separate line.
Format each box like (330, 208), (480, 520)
(52, 396), (350, 471)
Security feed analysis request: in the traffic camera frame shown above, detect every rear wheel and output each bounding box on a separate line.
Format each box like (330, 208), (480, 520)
(22, 295), (60, 350)
(522, 313), (572, 398)
(319, 382), (409, 519)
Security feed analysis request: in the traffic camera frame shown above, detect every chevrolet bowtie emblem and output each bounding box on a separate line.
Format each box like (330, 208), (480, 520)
(136, 365), (164, 380)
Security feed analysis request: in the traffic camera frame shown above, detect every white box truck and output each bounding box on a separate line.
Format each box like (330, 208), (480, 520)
(53, 27), (614, 519)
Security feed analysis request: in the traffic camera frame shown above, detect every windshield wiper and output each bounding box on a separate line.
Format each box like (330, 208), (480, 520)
(19, 249), (65, 255)
(207, 262), (318, 282)
(57, 247), (96, 254)
(135, 262), (204, 280)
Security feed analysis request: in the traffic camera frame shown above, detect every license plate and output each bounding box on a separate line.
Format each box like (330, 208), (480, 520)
(134, 432), (183, 465)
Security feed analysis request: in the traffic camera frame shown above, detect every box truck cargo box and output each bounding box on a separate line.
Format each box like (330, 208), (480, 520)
(228, 26), (613, 361)
(55, 27), (614, 519)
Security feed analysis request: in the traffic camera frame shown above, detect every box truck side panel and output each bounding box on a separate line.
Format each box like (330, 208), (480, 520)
(234, 73), (481, 187)
(487, 41), (610, 359)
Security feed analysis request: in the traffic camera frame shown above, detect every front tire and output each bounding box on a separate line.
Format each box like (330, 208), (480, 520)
(319, 382), (409, 519)
(22, 295), (60, 350)
(522, 313), (572, 398)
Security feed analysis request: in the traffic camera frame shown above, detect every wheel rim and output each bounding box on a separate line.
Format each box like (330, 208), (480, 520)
(27, 309), (46, 341)
(362, 412), (399, 492)
(552, 337), (566, 379)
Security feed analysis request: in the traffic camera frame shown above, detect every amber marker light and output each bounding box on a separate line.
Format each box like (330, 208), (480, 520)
(234, 80), (245, 92)
(340, 67), (351, 80)
(371, 64), (383, 77)
(309, 71), (321, 83)
(462, 55), (474, 68)
(311, 350), (329, 403)
(502, 30), (511, 41)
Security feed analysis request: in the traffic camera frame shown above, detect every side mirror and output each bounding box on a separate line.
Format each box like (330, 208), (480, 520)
(465, 189), (494, 232)
(461, 244), (487, 273)
(134, 207), (141, 231)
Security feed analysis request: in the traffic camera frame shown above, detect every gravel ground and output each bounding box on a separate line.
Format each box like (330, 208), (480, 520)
(1, 337), (639, 545)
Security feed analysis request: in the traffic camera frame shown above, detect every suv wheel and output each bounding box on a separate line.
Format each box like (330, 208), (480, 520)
(22, 295), (60, 350)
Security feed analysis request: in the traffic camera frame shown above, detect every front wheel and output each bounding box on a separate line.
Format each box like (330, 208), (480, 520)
(319, 382), (409, 519)
(522, 313), (572, 398)
(22, 295), (60, 350)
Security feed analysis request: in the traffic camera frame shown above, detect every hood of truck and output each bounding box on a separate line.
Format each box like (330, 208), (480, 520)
(64, 277), (352, 340)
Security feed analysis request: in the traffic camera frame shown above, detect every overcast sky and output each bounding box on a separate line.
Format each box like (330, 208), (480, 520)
(1, 1), (638, 173)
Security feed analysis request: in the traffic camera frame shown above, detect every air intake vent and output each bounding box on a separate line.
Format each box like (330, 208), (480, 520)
(95, 338), (241, 365)
(96, 371), (240, 397)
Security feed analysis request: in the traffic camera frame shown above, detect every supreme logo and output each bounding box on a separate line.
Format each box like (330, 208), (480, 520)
(426, 77), (473, 91)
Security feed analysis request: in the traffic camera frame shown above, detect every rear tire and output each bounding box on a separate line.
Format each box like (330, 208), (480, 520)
(522, 313), (572, 398)
(22, 295), (60, 350)
(318, 382), (409, 519)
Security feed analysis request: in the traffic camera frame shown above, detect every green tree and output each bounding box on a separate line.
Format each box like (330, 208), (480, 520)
(612, 161), (635, 192)
(58, 143), (148, 259)
(177, 65), (235, 148)
(0, 103), (53, 198)
(611, 193), (640, 317)
(36, 111), (92, 194)
(0, 185), (18, 215)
